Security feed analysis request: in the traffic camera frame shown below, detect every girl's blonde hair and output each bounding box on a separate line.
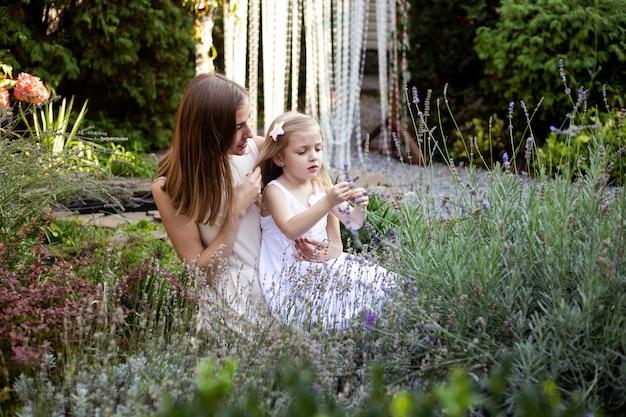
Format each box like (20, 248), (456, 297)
(255, 111), (333, 191)
(155, 73), (249, 225)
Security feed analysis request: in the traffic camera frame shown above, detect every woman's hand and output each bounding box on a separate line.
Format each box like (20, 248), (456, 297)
(232, 167), (262, 217)
(293, 236), (336, 262)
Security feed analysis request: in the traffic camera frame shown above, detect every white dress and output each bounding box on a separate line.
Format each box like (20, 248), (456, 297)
(259, 180), (395, 330)
(195, 140), (271, 324)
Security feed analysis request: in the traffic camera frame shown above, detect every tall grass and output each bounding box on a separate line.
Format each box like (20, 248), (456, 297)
(1, 81), (624, 417)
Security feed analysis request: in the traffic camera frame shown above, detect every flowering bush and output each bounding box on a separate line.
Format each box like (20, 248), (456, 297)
(12, 72), (51, 105)
(1, 62), (156, 178)
(0, 64), (51, 110)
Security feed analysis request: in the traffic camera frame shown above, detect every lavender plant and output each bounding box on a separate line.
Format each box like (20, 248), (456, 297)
(3, 70), (624, 417)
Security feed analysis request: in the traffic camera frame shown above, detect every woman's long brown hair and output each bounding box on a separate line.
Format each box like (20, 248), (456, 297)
(156, 73), (249, 225)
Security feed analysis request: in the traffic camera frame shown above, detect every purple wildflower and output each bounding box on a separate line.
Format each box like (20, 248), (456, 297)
(550, 126), (571, 136)
(559, 58), (571, 94)
(482, 199), (490, 210)
(389, 229), (397, 243)
(423, 335), (431, 343)
(601, 203), (609, 214)
(411, 86), (419, 104)
(520, 100), (530, 124)
(525, 137), (534, 159)
(364, 311), (376, 331)
(508, 101), (515, 131)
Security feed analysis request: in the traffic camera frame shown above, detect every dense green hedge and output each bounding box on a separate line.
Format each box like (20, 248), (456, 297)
(475, 0), (626, 131)
(0, 1), (196, 150)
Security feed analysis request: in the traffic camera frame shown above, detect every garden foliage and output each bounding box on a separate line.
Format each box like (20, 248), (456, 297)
(474, 0), (626, 131)
(0, 1), (196, 150)
(2, 76), (625, 416)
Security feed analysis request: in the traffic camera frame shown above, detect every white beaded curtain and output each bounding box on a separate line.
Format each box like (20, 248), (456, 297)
(303, 0), (333, 144)
(247, 0), (260, 132)
(331, 0), (367, 168)
(303, 0), (367, 169)
(223, 0), (248, 87)
(376, 0), (391, 157)
(212, 0), (401, 167)
(261, 0), (291, 132)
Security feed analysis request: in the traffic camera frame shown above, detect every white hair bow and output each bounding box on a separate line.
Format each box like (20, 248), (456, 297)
(269, 121), (285, 141)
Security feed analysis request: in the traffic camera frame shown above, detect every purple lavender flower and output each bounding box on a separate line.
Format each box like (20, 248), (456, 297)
(525, 137), (534, 159)
(482, 199), (490, 210)
(411, 86), (419, 104)
(423, 335), (431, 343)
(343, 161), (352, 183)
(389, 229), (397, 243)
(559, 59), (572, 94)
(364, 311), (376, 331)
(520, 100), (530, 124)
(559, 58), (566, 82)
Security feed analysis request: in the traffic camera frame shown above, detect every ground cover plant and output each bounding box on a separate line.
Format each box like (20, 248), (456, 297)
(1, 66), (625, 416)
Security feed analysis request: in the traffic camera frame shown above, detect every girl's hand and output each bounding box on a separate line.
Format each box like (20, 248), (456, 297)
(349, 187), (369, 209)
(326, 181), (352, 206)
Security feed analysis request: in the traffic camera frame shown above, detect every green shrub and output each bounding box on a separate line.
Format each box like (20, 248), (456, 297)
(536, 107), (626, 185)
(474, 0), (626, 137)
(0, 1), (196, 150)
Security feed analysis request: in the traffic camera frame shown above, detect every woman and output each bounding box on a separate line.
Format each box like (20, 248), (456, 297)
(152, 73), (266, 319)
(152, 74), (324, 322)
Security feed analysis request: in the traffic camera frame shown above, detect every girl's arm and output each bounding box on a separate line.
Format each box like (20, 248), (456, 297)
(152, 167), (262, 281)
(264, 181), (352, 240)
(331, 187), (369, 230)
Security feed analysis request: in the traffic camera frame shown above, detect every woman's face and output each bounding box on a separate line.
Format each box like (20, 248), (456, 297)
(227, 105), (254, 156)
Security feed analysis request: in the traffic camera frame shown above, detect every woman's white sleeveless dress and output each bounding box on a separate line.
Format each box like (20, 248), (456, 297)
(196, 140), (271, 324)
(259, 180), (394, 330)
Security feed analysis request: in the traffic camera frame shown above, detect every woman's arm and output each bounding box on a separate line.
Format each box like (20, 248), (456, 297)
(152, 168), (262, 280)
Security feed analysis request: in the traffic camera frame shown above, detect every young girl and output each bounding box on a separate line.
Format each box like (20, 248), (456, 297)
(254, 111), (395, 329)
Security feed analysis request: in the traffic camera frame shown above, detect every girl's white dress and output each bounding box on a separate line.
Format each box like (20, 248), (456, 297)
(259, 180), (395, 329)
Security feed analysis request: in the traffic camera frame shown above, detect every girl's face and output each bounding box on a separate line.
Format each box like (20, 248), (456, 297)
(227, 105), (254, 156)
(276, 127), (323, 181)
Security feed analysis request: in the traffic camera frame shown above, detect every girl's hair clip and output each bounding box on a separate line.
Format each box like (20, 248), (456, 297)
(269, 120), (285, 141)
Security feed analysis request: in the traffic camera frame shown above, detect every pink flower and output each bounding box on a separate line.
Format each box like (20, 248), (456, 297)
(0, 88), (9, 110)
(13, 72), (51, 105)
